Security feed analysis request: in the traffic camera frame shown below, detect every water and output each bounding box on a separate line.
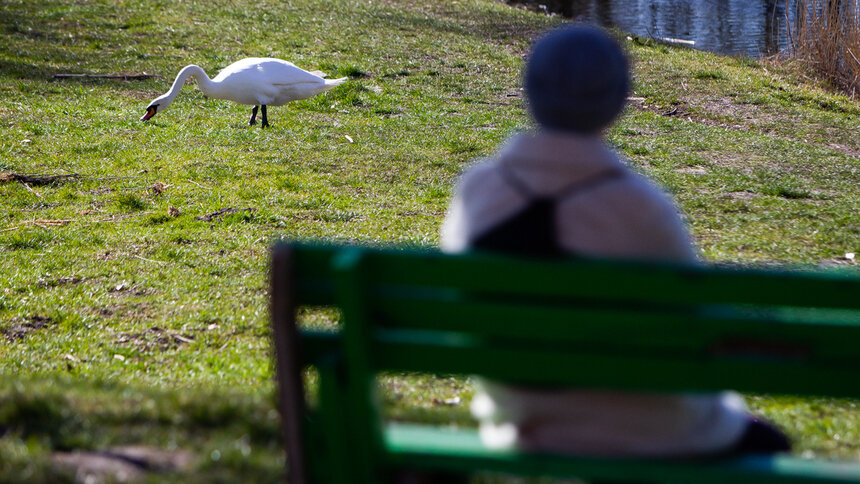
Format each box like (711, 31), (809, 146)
(517, 0), (799, 57)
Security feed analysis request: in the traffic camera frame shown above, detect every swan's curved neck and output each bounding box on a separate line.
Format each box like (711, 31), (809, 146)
(164, 65), (221, 103)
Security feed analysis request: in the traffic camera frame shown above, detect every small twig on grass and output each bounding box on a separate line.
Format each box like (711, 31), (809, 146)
(21, 183), (42, 198)
(1, 219), (72, 231)
(31, 219), (72, 228)
(95, 211), (154, 223)
(132, 254), (167, 265)
(88, 176), (142, 181)
(187, 180), (211, 190)
(53, 73), (162, 80)
(172, 334), (194, 344)
(195, 207), (256, 222)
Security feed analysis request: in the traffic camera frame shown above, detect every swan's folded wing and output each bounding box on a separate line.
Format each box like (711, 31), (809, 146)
(261, 61), (327, 83)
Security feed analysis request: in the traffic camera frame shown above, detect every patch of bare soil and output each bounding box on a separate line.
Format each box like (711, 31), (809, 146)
(2, 315), (56, 342)
(37, 276), (84, 289)
(116, 326), (194, 351)
(818, 253), (858, 267)
(696, 97), (780, 128)
(108, 282), (148, 296)
(725, 191), (760, 200)
(675, 166), (708, 175)
(628, 97), (748, 130)
(629, 96), (860, 160)
(52, 446), (193, 484)
(824, 142), (860, 159)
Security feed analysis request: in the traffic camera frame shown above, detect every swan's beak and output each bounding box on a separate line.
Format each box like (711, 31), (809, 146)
(140, 106), (157, 122)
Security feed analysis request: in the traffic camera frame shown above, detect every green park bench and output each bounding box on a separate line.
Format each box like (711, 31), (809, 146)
(269, 242), (860, 484)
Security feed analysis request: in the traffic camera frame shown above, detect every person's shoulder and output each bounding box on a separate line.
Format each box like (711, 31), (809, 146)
(581, 161), (688, 229)
(455, 157), (502, 194)
(614, 168), (677, 208)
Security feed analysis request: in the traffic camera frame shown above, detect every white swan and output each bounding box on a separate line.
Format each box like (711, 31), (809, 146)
(140, 57), (348, 127)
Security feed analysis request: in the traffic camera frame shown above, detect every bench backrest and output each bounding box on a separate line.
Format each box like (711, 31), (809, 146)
(270, 242), (860, 484)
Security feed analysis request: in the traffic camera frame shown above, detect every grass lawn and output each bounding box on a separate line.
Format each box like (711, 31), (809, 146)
(1, 0), (859, 481)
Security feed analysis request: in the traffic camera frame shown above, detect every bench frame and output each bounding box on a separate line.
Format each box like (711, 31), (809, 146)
(270, 242), (860, 484)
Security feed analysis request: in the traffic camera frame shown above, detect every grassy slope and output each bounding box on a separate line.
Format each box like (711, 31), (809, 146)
(0, 0), (859, 481)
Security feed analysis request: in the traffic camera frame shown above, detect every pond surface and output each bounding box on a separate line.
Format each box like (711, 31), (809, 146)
(515, 0), (798, 57)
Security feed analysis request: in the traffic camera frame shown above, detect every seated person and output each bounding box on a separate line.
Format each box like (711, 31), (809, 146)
(440, 24), (790, 457)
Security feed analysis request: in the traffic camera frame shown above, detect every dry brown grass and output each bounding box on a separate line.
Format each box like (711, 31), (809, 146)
(787, 0), (860, 97)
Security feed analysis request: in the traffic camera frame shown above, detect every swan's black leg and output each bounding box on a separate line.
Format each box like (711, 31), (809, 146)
(261, 105), (269, 128)
(249, 106), (258, 126)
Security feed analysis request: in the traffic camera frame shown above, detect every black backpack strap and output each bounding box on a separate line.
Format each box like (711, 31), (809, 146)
(498, 161), (625, 202)
(553, 168), (626, 200)
(497, 161), (539, 199)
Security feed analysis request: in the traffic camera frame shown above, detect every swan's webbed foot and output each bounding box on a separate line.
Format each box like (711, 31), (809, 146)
(261, 105), (269, 128)
(249, 106), (258, 126)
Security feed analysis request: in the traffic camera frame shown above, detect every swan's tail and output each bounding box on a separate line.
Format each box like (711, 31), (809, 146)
(323, 77), (348, 89)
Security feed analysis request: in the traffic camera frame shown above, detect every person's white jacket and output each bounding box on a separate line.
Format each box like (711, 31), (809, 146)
(441, 131), (750, 457)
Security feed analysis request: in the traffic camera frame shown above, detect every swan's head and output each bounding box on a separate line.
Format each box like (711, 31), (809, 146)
(140, 94), (173, 122)
(140, 103), (159, 121)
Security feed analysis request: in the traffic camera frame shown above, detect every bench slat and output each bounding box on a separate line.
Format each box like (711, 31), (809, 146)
(372, 298), (860, 362)
(299, 328), (860, 397)
(385, 423), (860, 484)
(285, 244), (860, 311)
(360, 251), (860, 310)
(372, 332), (860, 398)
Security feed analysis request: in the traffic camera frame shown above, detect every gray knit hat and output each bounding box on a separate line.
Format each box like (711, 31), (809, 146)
(525, 24), (630, 133)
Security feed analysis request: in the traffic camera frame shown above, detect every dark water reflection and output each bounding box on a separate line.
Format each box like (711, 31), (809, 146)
(517, 0), (798, 57)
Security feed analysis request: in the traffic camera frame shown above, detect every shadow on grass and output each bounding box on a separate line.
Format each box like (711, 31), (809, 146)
(0, 376), (282, 481)
(367, 6), (553, 48)
(0, 59), (61, 81)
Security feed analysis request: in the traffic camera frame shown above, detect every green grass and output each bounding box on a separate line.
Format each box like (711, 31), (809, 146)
(1, 0), (859, 482)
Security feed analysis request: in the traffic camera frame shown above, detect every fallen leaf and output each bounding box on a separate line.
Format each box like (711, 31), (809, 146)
(150, 182), (170, 195)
